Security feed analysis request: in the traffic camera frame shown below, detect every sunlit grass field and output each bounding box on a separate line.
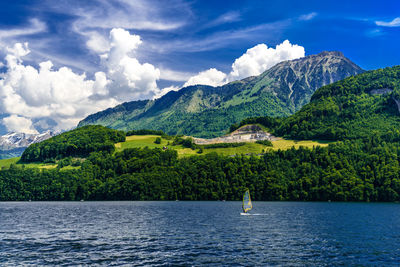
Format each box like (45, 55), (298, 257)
(270, 139), (331, 150)
(115, 135), (332, 157)
(0, 157), (19, 168)
(0, 135), (332, 168)
(0, 157), (58, 169)
(0, 157), (81, 170)
(115, 135), (170, 150)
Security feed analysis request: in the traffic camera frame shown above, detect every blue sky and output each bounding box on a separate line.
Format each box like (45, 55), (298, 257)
(1, 0), (398, 71)
(0, 0), (399, 134)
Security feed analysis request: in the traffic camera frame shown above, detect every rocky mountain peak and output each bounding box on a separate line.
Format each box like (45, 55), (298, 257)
(0, 130), (57, 151)
(254, 50), (364, 108)
(316, 51), (344, 57)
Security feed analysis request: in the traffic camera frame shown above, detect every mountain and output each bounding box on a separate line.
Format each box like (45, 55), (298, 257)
(259, 65), (400, 141)
(78, 51), (364, 138)
(0, 131), (56, 159)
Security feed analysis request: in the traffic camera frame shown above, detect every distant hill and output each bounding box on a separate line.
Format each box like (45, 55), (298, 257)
(20, 125), (125, 162)
(243, 65), (400, 141)
(78, 51), (363, 138)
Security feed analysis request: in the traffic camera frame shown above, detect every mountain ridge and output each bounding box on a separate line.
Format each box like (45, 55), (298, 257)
(79, 51), (364, 138)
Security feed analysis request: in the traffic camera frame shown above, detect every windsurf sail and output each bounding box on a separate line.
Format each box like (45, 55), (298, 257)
(242, 189), (252, 213)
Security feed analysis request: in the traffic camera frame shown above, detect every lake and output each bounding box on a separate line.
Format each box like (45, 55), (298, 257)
(1, 201), (400, 266)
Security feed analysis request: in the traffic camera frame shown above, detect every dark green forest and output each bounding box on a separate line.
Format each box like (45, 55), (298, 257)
(21, 125), (125, 163)
(1, 138), (400, 201)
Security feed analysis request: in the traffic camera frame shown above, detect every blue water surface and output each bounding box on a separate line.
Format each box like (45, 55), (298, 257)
(1, 201), (399, 266)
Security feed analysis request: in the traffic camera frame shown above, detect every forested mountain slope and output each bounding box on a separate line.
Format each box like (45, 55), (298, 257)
(273, 65), (400, 141)
(238, 65), (400, 141)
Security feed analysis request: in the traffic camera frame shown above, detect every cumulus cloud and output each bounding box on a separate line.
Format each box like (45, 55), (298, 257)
(183, 40), (304, 86)
(184, 68), (227, 87)
(85, 31), (110, 53)
(228, 40), (304, 81)
(0, 29), (162, 133)
(103, 28), (160, 101)
(2, 115), (38, 134)
(375, 17), (400, 27)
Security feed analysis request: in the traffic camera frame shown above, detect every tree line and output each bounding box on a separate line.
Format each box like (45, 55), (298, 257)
(1, 138), (400, 201)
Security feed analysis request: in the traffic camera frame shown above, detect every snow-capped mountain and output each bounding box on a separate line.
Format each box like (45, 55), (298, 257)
(0, 131), (57, 151)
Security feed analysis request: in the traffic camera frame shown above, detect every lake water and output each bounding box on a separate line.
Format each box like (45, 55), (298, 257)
(1, 201), (400, 266)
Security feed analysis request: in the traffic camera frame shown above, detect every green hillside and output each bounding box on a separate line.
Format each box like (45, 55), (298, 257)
(21, 125), (125, 163)
(273, 66), (400, 141)
(79, 51), (363, 138)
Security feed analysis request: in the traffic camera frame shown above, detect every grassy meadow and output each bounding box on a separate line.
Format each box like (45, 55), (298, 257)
(0, 134), (332, 168)
(0, 157), (59, 169)
(115, 135), (331, 157)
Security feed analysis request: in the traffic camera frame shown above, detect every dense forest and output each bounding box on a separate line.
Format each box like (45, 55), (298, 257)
(20, 125), (125, 163)
(1, 137), (400, 201)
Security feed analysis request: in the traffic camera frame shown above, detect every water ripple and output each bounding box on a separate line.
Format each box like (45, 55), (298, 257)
(1, 201), (400, 265)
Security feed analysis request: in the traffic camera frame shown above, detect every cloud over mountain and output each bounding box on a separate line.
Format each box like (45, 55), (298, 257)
(184, 68), (227, 87)
(2, 115), (38, 134)
(0, 24), (304, 134)
(184, 40), (305, 87)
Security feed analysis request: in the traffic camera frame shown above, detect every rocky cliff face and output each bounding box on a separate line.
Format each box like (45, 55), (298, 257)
(79, 51), (364, 138)
(249, 51), (364, 109)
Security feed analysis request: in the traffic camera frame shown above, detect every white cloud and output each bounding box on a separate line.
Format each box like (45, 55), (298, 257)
(184, 68), (227, 87)
(204, 11), (242, 29)
(2, 115), (38, 134)
(154, 85), (180, 99)
(85, 31), (111, 53)
(376, 17), (400, 27)
(227, 40), (304, 81)
(0, 29), (162, 133)
(0, 44), (118, 131)
(183, 40), (305, 86)
(103, 28), (160, 101)
(0, 18), (46, 39)
(299, 12), (317, 21)
(159, 68), (194, 82)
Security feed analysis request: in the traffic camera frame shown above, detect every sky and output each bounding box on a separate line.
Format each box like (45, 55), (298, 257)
(0, 0), (399, 134)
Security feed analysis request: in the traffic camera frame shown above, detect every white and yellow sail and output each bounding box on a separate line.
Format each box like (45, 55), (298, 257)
(242, 189), (252, 213)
